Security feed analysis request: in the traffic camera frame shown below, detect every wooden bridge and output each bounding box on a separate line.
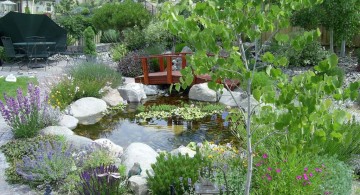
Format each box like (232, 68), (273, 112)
(134, 53), (239, 89)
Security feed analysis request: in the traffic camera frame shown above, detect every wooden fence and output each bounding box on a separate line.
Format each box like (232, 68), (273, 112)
(261, 26), (360, 47)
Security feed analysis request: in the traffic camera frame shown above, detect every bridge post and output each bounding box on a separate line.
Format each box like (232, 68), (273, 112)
(181, 53), (186, 69)
(159, 56), (164, 72)
(166, 56), (173, 84)
(141, 57), (149, 85)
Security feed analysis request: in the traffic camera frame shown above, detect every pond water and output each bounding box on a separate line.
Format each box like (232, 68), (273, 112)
(73, 95), (236, 151)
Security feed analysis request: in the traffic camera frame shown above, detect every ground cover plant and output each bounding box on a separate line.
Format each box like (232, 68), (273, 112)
(0, 76), (38, 102)
(0, 83), (59, 138)
(49, 62), (122, 110)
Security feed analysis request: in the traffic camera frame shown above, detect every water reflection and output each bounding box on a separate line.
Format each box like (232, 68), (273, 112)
(73, 95), (236, 151)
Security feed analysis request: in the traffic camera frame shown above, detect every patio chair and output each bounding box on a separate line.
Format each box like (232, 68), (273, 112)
(27, 42), (50, 70)
(1, 36), (26, 71)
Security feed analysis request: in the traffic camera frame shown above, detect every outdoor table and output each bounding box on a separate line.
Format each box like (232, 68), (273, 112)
(13, 42), (56, 68)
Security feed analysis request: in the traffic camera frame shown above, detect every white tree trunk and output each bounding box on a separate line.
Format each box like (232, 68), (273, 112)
(340, 40), (346, 57)
(329, 28), (334, 53)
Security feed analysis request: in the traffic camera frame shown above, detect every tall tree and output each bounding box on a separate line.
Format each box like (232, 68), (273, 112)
(162, 0), (328, 194)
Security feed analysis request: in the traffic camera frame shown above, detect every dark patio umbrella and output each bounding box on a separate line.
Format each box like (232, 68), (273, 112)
(0, 11), (67, 50)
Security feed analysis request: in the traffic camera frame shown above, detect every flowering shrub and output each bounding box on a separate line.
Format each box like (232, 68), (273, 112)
(15, 140), (75, 185)
(79, 164), (127, 195)
(49, 62), (122, 110)
(0, 83), (58, 138)
(252, 151), (352, 195)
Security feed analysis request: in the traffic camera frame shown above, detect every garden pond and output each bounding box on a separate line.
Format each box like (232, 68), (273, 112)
(73, 95), (237, 151)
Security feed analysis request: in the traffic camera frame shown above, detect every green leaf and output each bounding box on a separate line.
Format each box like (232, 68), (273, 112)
(253, 89), (261, 101)
(350, 81), (360, 91)
(277, 57), (288, 67)
(315, 129), (326, 137)
(275, 33), (289, 43)
(266, 65), (272, 76)
(175, 83), (180, 91)
(261, 52), (275, 63)
(328, 54), (338, 68)
(330, 131), (342, 140)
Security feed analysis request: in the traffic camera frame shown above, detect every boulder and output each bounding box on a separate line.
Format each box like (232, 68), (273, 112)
(219, 90), (259, 111)
(143, 85), (159, 96)
(5, 74), (16, 82)
(94, 138), (123, 158)
(128, 175), (149, 195)
(181, 46), (193, 53)
(69, 97), (107, 125)
(40, 126), (74, 136)
(189, 83), (220, 102)
(121, 142), (158, 177)
(59, 115), (78, 130)
(118, 83), (147, 103)
(63, 134), (93, 150)
(102, 88), (124, 107)
(170, 146), (196, 158)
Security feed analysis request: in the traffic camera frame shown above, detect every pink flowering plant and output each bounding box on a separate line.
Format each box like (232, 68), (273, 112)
(0, 83), (56, 138)
(252, 151), (328, 195)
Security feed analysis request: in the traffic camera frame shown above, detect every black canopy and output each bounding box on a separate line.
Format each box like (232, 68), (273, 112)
(0, 12), (67, 50)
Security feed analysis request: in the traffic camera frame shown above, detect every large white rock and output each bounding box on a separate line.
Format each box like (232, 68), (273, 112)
(64, 134), (93, 150)
(40, 126), (74, 136)
(59, 115), (78, 130)
(219, 90), (259, 111)
(143, 85), (159, 96)
(121, 142), (158, 177)
(189, 83), (220, 102)
(102, 88), (124, 107)
(170, 146), (196, 158)
(118, 83), (147, 103)
(69, 97), (107, 125)
(94, 138), (123, 158)
(128, 175), (149, 195)
(5, 74), (16, 82)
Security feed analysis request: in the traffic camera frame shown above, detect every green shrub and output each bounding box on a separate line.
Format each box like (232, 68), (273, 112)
(81, 145), (115, 170)
(356, 48), (360, 65)
(323, 66), (345, 87)
(111, 43), (128, 62)
(143, 20), (174, 48)
(117, 50), (146, 77)
(50, 62), (122, 110)
(0, 46), (7, 62)
(100, 29), (121, 43)
(318, 122), (360, 161)
(122, 26), (146, 50)
(83, 26), (96, 57)
(241, 71), (274, 92)
(92, 1), (151, 32)
(269, 39), (328, 67)
(175, 43), (187, 53)
(147, 149), (209, 194)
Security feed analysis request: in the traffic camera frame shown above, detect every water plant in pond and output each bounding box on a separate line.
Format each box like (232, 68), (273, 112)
(0, 83), (59, 138)
(136, 103), (225, 121)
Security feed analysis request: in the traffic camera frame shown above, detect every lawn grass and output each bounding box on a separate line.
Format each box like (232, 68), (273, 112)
(0, 76), (38, 102)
